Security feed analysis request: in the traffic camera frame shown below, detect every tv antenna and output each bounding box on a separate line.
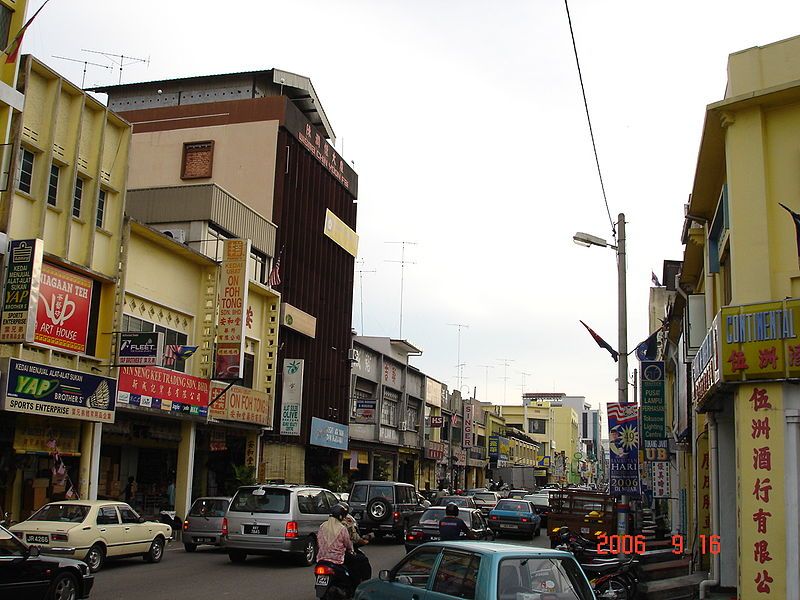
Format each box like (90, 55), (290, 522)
(385, 241), (417, 339)
(52, 56), (112, 88)
(354, 259), (376, 335)
(81, 49), (149, 84)
(497, 358), (515, 403)
(448, 323), (469, 390)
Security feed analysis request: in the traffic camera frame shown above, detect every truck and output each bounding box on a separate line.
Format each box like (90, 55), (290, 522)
(492, 466), (538, 491)
(546, 488), (615, 544)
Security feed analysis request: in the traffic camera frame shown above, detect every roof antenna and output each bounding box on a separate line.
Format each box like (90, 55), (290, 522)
(52, 55), (112, 88)
(81, 49), (149, 84)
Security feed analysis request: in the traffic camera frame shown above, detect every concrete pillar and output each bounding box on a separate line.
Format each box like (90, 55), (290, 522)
(78, 422), (95, 499)
(175, 421), (196, 519)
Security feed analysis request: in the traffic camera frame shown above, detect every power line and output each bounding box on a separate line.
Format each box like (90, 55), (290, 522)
(563, 0), (615, 242)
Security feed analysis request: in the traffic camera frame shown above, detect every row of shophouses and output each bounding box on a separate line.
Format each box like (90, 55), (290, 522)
(639, 34), (800, 599)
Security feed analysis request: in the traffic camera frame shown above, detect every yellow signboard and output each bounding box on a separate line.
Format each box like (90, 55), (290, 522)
(210, 383), (273, 428)
(281, 302), (317, 338)
(13, 415), (81, 455)
(720, 299), (800, 381)
(323, 209), (358, 257)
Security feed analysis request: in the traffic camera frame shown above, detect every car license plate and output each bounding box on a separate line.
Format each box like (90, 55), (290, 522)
(194, 537), (214, 543)
(26, 534), (49, 544)
(353, 511), (362, 519)
(244, 525), (268, 535)
(315, 575), (330, 586)
(429, 536), (439, 541)
(580, 527), (590, 534)
(500, 524), (516, 529)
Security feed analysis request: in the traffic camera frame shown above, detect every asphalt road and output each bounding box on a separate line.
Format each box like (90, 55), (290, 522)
(89, 533), (551, 600)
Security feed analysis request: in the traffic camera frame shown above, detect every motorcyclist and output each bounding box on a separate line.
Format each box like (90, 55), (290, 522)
(339, 503), (372, 585)
(316, 503), (354, 591)
(438, 502), (476, 541)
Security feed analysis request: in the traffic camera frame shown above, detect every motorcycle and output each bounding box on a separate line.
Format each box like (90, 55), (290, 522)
(314, 548), (372, 600)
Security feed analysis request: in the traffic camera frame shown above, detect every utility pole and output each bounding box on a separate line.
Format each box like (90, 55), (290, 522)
(385, 241), (417, 339)
(616, 213), (630, 538)
(448, 323), (469, 390)
(497, 358), (515, 403)
(354, 259), (375, 335)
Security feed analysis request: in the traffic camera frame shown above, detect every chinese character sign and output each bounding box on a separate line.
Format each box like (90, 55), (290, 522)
(34, 263), (93, 353)
(652, 461), (670, 498)
(737, 384), (785, 597)
(280, 359), (304, 436)
(214, 239), (251, 380)
(607, 403), (641, 497)
(0, 238), (44, 343)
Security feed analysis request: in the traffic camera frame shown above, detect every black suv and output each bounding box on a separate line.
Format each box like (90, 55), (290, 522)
(348, 481), (426, 540)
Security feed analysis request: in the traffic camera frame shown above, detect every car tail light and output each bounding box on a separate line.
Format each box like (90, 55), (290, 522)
(285, 521), (299, 539)
(315, 564), (335, 576)
(51, 533), (68, 541)
(405, 532), (418, 541)
(521, 517), (529, 522)
(221, 518), (228, 536)
(393, 512), (401, 521)
(490, 515), (498, 520)
(183, 520), (190, 531)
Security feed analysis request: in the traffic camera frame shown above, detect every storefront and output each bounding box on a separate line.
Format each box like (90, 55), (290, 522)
(398, 448), (418, 485)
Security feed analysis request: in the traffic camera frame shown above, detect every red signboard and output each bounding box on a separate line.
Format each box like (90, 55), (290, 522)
(34, 263), (93, 353)
(117, 366), (210, 417)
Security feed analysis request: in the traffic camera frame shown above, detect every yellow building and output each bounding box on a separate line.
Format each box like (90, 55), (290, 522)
(0, 55), (131, 520)
(677, 34), (800, 597)
(0, 1), (28, 192)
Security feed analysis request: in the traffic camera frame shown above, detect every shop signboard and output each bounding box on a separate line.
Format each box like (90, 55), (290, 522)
(691, 315), (720, 403)
(309, 417), (349, 450)
(537, 455), (551, 468)
(323, 209), (359, 257)
(117, 366), (210, 418)
(640, 361), (666, 441)
(12, 414), (81, 455)
(118, 331), (164, 366)
(279, 358), (304, 435)
(463, 403), (474, 448)
(352, 396), (376, 424)
(0, 238), (44, 342)
(214, 239), (251, 380)
(425, 378), (442, 408)
(488, 435), (510, 466)
(281, 302), (317, 338)
(644, 439), (669, 461)
(34, 263), (93, 354)
(2, 358), (116, 423)
(210, 382), (272, 428)
(652, 461), (670, 498)
(429, 415), (444, 428)
(425, 441), (445, 461)
(607, 402), (641, 497)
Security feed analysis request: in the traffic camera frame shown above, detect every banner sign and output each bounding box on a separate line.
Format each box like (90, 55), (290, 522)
(488, 435), (510, 465)
(309, 417), (349, 450)
(118, 332), (164, 366)
(281, 302), (317, 338)
(640, 361), (666, 441)
(691, 315), (720, 403)
(429, 415), (444, 428)
(425, 441), (446, 461)
(279, 358), (304, 435)
(3, 358), (116, 423)
(652, 461), (670, 498)
(323, 209), (359, 257)
(13, 414), (81, 455)
(0, 238), (43, 342)
(644, 439), (670, 461)
(463, 403), (474, 448)
(607, 403), (641, 497)
(210, 382), (272, 428)
(352, 396), (376, 424)
(214, 239), (251, 380)
(117, 366), (210, 418)
(34, 263), (93, 353)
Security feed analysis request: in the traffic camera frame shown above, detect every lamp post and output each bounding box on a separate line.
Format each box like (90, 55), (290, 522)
(574, 213), (629, 536)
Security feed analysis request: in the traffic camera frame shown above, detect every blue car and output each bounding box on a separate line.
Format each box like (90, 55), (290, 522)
(354, 541), (596, 600)
(488, 499), (542, 538)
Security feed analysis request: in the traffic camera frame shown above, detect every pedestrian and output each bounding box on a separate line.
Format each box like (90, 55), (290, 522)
(438, 502), (476, 541)
(124, 476), (137, 505)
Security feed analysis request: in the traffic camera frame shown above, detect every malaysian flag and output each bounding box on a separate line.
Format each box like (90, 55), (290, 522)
(579, 320), (619, 362)
(163, 345), (198, 366)
(651, 271), (662, 287)
(267, 253), (281, 287)
(607, 403), (638, 423)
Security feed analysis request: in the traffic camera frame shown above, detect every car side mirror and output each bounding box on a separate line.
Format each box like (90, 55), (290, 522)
(138, 516), (146, 523)
(379, 569), (391, 582)
(28, 545), (40, 558)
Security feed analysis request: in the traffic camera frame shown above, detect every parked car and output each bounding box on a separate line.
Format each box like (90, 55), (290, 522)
(505, 489), (529, 500)
(223, 484), (338, 566)
(471, 491), (501, 515)
(354, 542), (596, 600)
(348, 481), (426, 540)
(10, 500), (172, 573)
(404, 507), (494, 552)
(433, 495), (478, 509)
(182, 496), (231, 552)
(488, 499), (542, 538)
(0, 524), (94, 600)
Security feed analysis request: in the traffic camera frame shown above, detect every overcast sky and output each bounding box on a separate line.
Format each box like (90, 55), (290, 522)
(22, 1), (800, 413)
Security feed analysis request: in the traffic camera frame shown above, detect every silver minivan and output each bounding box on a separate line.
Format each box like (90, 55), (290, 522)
(182, 496), (231, 552)
(223, 484), (338, 566)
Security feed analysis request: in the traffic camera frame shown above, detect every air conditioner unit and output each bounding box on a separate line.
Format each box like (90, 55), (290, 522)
(347, 348), (359, 363)
(159, 228), (187, 243)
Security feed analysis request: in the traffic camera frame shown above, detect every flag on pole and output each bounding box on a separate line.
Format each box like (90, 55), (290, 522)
(635, 329), (660, 361)
(163, 345), (198, 366)
(779, 203), (800, 262)
(651, 271), (661, 287)
(450, 412), (458, 425)
(3, 0), (52, 65)
(579, 320), (619, 362)
(267, 253), (281, 287)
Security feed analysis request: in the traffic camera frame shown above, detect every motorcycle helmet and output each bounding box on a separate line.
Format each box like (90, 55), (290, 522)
(339, 502), (350, 515)
(445, 502), (459, 517)
(330, 503), (347, 520)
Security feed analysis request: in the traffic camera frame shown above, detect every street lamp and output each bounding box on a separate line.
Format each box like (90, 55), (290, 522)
(573, 213), (629, 537)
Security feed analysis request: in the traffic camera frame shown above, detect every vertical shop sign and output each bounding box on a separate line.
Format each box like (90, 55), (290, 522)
(34, 263), (93, 353)
(280, 358), (304, 435)
(640, 361), (666, 441)
(214, 239), (251, 380)
(652, 461), (670, 498)
(607, 403), (641, 497)
(0, 239), (44, 342)
(462, 403), (474, 448)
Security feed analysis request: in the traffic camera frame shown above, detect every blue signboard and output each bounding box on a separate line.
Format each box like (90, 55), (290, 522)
(3, 358), (117, 423)
(310, 417), (349, 450)
(607, 403), (641, 497)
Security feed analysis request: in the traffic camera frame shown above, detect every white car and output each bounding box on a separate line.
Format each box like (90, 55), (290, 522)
(10, 500), (172, 572)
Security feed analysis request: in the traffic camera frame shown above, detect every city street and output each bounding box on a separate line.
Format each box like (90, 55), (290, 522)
(89, 535), (551, 600)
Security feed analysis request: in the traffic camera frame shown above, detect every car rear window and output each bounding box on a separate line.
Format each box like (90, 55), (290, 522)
(474, 493), (496, 502)
(230, 488), (290, 514)
(368, 485), (394, 502)
(495, 500), (530, 512)
(350, 485), (367, 503)
(419, 508), (471, 525)
(29, 504), (90, 523)
(189, 499), (229, 517)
